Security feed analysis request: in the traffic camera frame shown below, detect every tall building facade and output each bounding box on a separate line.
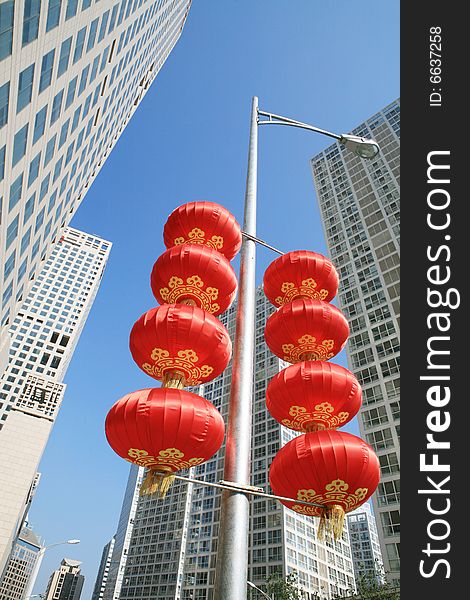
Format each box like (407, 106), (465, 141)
(101, 465), (144, 600)
(103, 289), (356, 600)
(310, 99), (400, 585)
(91, 537), (115, 600)
(44, 558), (85, 600)
(0, 0), (192, 372)
(347, 503), (384, 584)
(0, 227), (111, 578)
(0, 524), (43, 600)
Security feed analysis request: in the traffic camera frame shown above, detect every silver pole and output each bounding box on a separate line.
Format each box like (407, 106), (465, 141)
(214, 96), (258, 600)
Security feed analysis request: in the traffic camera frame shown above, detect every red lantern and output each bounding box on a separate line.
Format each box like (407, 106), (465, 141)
(163, 201), (242, 260)
(266, 362), (362, 432)
(264, 298), (349, 363)
(150, 244), (237, 316)
(105, 387), (225, 497)
(263, 250), (339, 307)
(129, 304), (232, 387)
(269, 430), (380, 538)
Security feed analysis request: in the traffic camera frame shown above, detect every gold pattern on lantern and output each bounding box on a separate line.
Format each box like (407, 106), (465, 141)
(275, 278), (330, 305)
(159, 274), (221, 313)
(290, 479), (369, 516)
(173, 228), (225, 251)
(281, 335), (335, 363)
(142, 348), (214, 385)
(281, 403), (349, 432)
(127, 448), (205, 471)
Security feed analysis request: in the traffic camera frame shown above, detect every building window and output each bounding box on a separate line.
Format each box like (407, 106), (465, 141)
(22, 0), (41, 46)
(39, 49), (56, 93)
(0, 81), (10, 127)
(8, 173), (23, 211)
(0, 144), (5, 182)
(65, 76), (78, 109)
(6, 215), (19, 249)
(0, 1), (14, 61)
(28, 153), (41, 186)
(73, 26), (87, 63)
(33, 105), (48, 143)
(46, 0), (62, 31)
(17, 64), (35, 113)
(86, 17), (99, 51)
(50, 90), (64, 124)
(43, 135), (56, 166)
(4, 250), (16, 279)
(65, 0), (78, 20)
(12, 124), (29, 166)
(24, 193), (36, 223)
(98, 11), (110, 42)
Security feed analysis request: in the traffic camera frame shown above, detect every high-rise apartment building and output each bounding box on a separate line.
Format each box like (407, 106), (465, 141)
(347, 503), (384, 584)
(101, 465), (144, 600)
(310, 99), (400, 585)
(102, 289), (356, 600)
(0, 524), (43, 600)
(44, 557), (84, 600)
(0, 227), (111, 578)
(91, 537), (115, 600)
(0, 0), (192, 372)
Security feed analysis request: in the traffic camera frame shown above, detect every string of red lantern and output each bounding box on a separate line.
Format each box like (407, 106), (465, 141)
(263, 249), (380, 539)
(105, 201), (241, 497)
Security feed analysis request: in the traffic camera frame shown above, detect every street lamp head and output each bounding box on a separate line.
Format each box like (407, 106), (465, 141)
(339, 134), (380, 159)
(66, 539), (80, 544)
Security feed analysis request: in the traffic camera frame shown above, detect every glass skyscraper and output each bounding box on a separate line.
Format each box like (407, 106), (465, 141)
(99, 289), (357, 600)
(0, 0), (192, 373)
(310, 99), (400, 585)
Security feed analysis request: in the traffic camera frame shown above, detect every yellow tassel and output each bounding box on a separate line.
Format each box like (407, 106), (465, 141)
(139, 471), (176, 499)
(317, 505), (345, 541)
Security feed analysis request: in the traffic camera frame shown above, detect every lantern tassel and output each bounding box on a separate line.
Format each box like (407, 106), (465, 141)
(318, 504), (345, 541)
(140, 470), (176, 499)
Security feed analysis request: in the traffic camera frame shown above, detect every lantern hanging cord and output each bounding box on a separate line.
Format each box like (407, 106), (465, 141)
(150, 471), (326, 510)
(241, 231), (284, 256)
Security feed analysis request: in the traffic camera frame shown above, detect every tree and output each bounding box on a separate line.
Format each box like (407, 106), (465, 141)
(266, 570), (303, 600)
(331, 570), (400, 600)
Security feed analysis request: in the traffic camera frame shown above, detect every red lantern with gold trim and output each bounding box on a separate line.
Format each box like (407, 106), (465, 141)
(263, 250), (339, 307)
(150, 244), (237, 316)
(129, 304), (232, 388)
(105, 387), (225, 497)
(264, 298), (349, 363)
(163, 201), (242, 260)
(266, 362), (362, 432)
(269, 430), (380, 539)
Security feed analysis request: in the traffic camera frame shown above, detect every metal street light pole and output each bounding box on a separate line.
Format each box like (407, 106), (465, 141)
(23, 539), (80, 600)
(214, 95), (259, 600)
(214, 97), (378, 600)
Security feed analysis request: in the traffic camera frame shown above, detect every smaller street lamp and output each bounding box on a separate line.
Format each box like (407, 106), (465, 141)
(23, 539), (80, 599)
(247, 580), (274, 600)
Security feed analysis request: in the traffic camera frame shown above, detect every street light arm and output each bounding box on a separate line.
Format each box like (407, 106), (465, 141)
(247, 580), (274, 600)
(258, 108), (380, 158)
(258, 109), (342, 141)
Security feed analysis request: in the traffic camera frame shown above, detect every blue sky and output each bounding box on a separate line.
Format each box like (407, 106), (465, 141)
(29, 2), (399, 596)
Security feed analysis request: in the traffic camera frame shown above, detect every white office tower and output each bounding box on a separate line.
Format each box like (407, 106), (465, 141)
(310, 99), (400, 585)
(101, 465), (145, 600)
(0, 0), (193, 373)
(0, 524), (43, 600)
(0, 227), (111, 579)
(106, 288), (356, 600)
(347, 503), (384, 585)
(91, 537), (115, 600)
